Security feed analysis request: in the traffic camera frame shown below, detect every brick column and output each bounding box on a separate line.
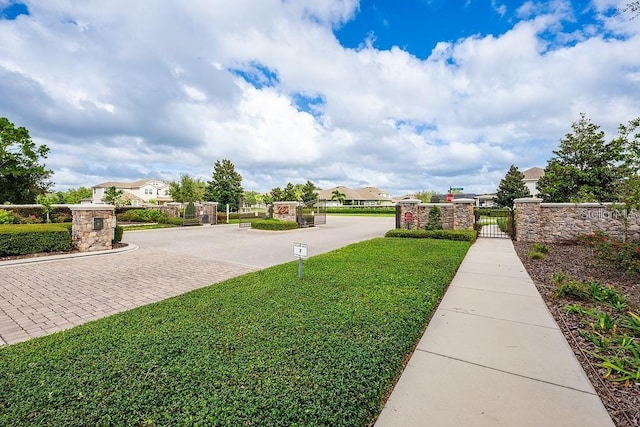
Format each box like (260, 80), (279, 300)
(452, 199), (475, 230)
(273, 202), (299, 222)
(69, 205), (116, 252)
(514, 198), (542, 242)
(396, 199), (421, 229)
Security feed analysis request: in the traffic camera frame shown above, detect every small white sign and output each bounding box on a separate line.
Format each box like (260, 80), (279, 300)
(294, 243), (308, 258)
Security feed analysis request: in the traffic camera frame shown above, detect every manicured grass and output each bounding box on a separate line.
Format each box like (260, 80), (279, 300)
(0, 238), (471, 426)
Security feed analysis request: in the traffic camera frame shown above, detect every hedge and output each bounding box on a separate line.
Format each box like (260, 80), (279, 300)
(326, 207), (395, 214)
(384, 228), (478, 242)
(0, 224), (72, 256)
(251, 219), (299, 230)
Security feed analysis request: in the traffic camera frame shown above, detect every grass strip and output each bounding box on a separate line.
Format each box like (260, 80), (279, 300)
(0, 238), (470, 426)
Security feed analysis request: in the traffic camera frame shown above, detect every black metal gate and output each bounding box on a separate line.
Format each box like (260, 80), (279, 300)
(297, 200), (326, 227)
(474, 208), (515, 239)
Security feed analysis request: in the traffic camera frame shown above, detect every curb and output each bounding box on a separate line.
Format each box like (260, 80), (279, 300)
(0, 243), (139, 267)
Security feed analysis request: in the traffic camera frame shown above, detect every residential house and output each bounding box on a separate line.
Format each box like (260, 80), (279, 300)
(92, 179), (172, 206)
(522, 167), (545, 197)
(317, 186), (393, 206)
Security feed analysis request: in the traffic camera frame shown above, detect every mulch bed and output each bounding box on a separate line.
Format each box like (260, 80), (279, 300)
(514, 241), (639, 427)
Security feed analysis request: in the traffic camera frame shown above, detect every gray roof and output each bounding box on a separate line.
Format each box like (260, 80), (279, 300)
(522, 167), (545, 180)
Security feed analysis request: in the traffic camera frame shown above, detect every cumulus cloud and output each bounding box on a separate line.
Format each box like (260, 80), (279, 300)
(0, 0), (638, 195)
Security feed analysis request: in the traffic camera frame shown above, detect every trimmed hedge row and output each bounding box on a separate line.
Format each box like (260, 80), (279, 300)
(326, 207), (395, 214)
(475, 208), (511, 217)
(0, 224), (72, 255)
(251, 219), (299, 230)
(385, 228), (478, 242)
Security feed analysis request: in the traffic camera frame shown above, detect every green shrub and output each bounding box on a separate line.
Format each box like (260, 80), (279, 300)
(0, 209), (14, 224)
(527, 250), (545, 259)
(385, 228), (477, 242)
(0, 224), (71, 256)
(117, 209), (164, 223)
(157, 216), (184, 226)
(112, 225), (124, 244)
(576, 230), (640, 277)
(425, 206), (443, 230)
(252, 218), (299, 230)
(532, 243), (549, 254)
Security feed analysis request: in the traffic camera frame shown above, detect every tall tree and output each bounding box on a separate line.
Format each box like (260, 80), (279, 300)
(536, 114), (628, 202)
(283, 182), (297, 201)
(206, 159), (243, 211)
(300, 180), (318, 203)
(58, 186), (92, 204)
(102, 186), (127, 206)
(0, 117), (53, 204)
(495, 165), (530, 208)
(269, 187), (284, 202)
(414, 190), (437, 203)
(169, 174), (206, 203)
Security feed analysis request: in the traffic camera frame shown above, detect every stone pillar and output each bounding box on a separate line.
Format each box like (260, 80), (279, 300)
(273, 201), (299, 222)
(202, 202), (218, 225)
(69, 205), (116, 252)
(396, 199), (421, 229)
(452, 199), (475, 230)
(514, 198), (542, 242)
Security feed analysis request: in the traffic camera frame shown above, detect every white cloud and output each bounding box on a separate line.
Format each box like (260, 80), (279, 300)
(0, 0), (639, 196)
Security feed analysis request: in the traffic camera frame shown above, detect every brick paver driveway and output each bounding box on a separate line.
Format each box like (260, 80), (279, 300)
(0, 216), (393, 345)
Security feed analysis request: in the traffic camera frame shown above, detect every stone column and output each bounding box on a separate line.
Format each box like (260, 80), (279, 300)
(452, 199), (475, 230)
(69, 205), (116, 252)
(396, 199), (421, 229)
(514, 198), (542, 242)
(202, 202), (218, 224)
(273, 201), (299, 222)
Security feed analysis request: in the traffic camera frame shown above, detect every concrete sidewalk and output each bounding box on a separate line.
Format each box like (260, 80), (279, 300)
(375, 238), (614, 427)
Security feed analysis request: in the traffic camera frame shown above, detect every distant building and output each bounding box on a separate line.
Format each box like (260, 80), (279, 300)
(522, 167), (545, 197)
(92, 179), (172, 206)
(317, 186), (393, 206)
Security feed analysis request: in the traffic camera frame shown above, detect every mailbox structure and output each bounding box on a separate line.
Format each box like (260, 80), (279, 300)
(69, 205), (116, 252)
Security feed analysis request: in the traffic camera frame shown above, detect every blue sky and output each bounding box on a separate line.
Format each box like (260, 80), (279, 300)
(0, 0), (639, 196)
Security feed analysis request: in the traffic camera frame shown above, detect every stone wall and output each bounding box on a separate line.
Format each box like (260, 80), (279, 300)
(70, 205), (115, 252)
(514, 198), (638, 243)
(273, 201), (299, 223)
(396, 199), (475, 230)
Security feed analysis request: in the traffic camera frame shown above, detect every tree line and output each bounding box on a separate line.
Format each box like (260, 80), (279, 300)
(1, 117), (321, 210)
(496, 114), (640, 208)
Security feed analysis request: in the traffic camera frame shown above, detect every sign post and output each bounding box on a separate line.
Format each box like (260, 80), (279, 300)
(293, 243), (308, 279)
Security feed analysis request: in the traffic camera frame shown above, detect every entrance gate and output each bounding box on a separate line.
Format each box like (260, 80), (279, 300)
(296, 200), (326, 227)
(474, 208), (515, 239)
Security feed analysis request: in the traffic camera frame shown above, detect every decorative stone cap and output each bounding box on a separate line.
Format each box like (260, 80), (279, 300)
(396, 199), (421, 204)
(68, 204), (115, 211)
(451, 198), (475, 204)
(273, 201), (300, 206)
(514, 198), (543, 204)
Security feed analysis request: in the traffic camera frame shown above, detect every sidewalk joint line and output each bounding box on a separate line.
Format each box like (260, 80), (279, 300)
(418, 349), (596, 396)
(438, 308), (559, 330)
(450, 285), (541, 298)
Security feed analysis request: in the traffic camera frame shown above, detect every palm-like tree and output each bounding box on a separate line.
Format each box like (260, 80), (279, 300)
(330, 189), (346, 206)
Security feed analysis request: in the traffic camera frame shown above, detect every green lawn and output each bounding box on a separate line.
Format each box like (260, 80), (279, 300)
(0, 238), (471, 426)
